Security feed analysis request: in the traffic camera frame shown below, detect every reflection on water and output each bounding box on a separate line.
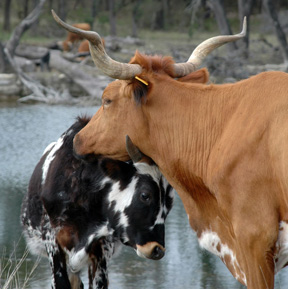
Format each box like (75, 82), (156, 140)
(0, 103), (287, 288)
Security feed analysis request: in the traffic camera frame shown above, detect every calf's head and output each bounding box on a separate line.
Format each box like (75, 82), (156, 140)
(99, 136), (174, 260)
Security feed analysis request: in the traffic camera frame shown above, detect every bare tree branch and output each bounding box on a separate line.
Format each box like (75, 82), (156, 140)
(5, 0), (46, 57)
(263, 0), (288, 64)
(4, 46), (63, 103)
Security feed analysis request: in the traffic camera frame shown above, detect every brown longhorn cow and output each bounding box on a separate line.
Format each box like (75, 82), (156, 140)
(61, 23), (91, 51)
(52, 10), (288, 289)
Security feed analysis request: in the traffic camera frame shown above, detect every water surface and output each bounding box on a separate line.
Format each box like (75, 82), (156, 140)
(0, 103), (286, 288)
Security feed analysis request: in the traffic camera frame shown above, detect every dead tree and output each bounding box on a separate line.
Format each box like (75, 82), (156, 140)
(238, 0), (254, 58)
(262, 0), (288, 64)
(207, 0), (238, 52)
(109, 0), (117, 36)
(2, 0), (65, 102)
(188, 0), (238, 52)
(5, 0), (46, 58)
(3, 0), (12, 31)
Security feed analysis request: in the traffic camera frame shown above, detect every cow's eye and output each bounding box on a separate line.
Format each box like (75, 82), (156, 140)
(103, 98), (112, 107)
(140, 192), (151, 203)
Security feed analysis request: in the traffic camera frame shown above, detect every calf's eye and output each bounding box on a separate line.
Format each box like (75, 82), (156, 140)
(140, 192), (151, 203)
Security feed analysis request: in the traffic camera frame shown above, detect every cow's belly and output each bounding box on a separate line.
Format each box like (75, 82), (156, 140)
(198, 230), (247, 285)
(275, 221), (288, 273)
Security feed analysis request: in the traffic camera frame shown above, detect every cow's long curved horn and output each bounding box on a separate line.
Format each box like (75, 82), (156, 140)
(173, 17), (247, 78)
(126, 135), (143, 163)
(51, 10), (142, 79)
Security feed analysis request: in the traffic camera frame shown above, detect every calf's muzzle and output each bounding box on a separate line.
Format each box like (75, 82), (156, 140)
(136, 242), (165, 260)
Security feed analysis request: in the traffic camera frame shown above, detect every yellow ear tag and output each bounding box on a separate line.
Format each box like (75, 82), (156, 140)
(135, 76), (148, 86)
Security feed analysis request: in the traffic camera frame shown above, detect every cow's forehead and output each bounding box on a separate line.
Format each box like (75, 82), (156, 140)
(102, 79), (126, 98)
(134, 163), (162, 183)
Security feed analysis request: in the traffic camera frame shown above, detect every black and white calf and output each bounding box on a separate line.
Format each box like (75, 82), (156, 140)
(21, 117), (174, 289)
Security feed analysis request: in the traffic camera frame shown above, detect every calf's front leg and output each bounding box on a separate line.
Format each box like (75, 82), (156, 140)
(88, 239), (115, 289)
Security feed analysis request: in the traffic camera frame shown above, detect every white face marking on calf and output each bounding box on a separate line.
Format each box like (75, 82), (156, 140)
(136, 162), (166, 229)
(108, 177), (138, 228)
(108, 179), (137, 212)
(42, 136), (64, 184)
(275, 221), (288, 273)
(199, 230), (247, 285)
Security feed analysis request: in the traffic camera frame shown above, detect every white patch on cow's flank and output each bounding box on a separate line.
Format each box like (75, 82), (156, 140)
(42, 136), (64, 184)
(275, 221), (288, 273)
(199, 230), (247, 285)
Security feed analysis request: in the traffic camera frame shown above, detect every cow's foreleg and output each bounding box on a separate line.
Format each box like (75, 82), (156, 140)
(89, 239), (115, 289)
(234, 214), (278, 289)
(67, 270), (84, 289)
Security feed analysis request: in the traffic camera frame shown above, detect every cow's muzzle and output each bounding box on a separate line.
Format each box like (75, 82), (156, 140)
(136, 242), (165, 260)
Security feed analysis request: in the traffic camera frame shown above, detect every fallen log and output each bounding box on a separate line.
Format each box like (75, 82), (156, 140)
(49, 50), (110, 101)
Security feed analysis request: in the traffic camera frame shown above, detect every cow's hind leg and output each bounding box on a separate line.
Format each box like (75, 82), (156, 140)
(42, 215), (71, 289)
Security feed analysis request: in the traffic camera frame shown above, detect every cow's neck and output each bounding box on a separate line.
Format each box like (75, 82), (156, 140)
(141, 80), (242, 234)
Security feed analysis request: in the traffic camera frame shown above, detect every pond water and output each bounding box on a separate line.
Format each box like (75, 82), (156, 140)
(0, 103), (287, 288)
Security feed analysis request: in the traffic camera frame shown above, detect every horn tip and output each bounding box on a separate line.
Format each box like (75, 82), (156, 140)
(125, 135), (132, 151)
(125, 135), (131, 144)
(241, 16), (247, 37)
(51, 9), (60, 23)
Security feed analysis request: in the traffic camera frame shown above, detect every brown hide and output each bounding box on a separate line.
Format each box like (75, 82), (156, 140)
(77, 38), (105, 54)
(62, 23), (91, 51)
(73, 52), (288, 289)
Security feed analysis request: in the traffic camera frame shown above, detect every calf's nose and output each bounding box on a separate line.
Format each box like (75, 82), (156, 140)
(151, 245), (165, 260)
(136, 242), (165, 260)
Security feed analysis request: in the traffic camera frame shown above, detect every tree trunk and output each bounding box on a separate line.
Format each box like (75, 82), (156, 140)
(0, 42), (13, 73)
(151, 0), (168, 30)
(132, 0), (141, 37)
(109, 0), (117, 36)
(5, 0), (46, 58)
(49, 0), (54, 12)
(58, 0), (67, 21)
(2, 0), (51, 101)
(208, 0), (238, 52)
(3, 0), (12, 31)
(91, 0), (98, 28)
(238, 0), (254, 58)
(263, 0), (288, 64)
(24, 0), (30, 18)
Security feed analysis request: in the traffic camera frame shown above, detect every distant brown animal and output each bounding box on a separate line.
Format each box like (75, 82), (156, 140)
(78, 39), (89, 53)
(53, 10), (288, 289)
(77, 38), (105, 54)
(61, 23), (91, 51)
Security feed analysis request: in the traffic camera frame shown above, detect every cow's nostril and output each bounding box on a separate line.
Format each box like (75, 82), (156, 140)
(152, 246), (165, 260)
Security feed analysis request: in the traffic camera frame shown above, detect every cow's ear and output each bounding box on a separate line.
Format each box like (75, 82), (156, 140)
(100, 159), (136, 181)
(131, 78), (149, 105)
(177, 68), (209, 84)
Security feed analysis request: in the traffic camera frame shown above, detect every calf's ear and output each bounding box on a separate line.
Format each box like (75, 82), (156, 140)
(100, 159), (136, 181)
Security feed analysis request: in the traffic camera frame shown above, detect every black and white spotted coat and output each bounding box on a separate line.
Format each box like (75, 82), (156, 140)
(21, 117), (174, 289)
